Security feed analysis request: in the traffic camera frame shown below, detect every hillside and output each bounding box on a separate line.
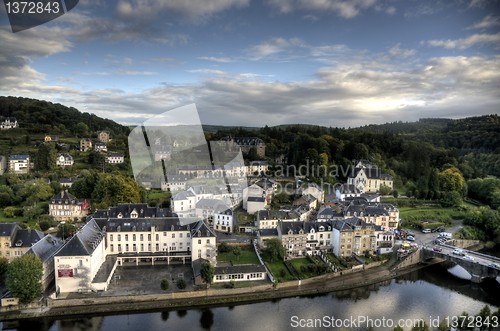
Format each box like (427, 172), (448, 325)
(0, 96), (129, 136)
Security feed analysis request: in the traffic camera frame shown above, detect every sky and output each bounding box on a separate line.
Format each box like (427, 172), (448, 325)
(0, 0), (499, 127)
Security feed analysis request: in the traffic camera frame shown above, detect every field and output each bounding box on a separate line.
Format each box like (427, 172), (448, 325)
(399, 206), (464, 222)
(264, 260), (296, 282)
(216, 245), (260, 265)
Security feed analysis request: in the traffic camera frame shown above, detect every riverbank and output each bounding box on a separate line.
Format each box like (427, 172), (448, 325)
(0, 262), (432, 322)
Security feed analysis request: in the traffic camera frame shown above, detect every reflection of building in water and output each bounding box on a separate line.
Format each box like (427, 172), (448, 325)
(58, 316), (104, 331)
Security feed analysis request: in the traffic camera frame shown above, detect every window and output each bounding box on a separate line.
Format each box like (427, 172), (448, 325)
(148, 234), (151, 241)
(172, 233), (175, 238)
(118, 244), (122, 252)
(133, 244), (137, 251)
(198, 239), (201, 244)
(163, 232), (167, 236)
(133, 234), (136, 241)
(110, 234), (113, 241)
(197, 249), (201, 258)
(140, 234), (143, 241)
(118, 234), (121, 241)
(125, 234), (128, 241)
(140, 243), (144, 251)
(156, 234), (159, 241)
(110, 244), (114, 252)
(126, 244), (129, 252)
(179, 233), (183, 238)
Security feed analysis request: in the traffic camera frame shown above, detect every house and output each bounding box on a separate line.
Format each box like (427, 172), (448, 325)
(161, 175), (188, 192)
(292, 194), (318, 211)
(93, 203), (170, 219)
(97, 131), (111, 143)
(375, 228), (395, 254)
(246, 161), (269, 176)
(278, 221), (307, 258)
(347, 160), (393, 193)
(171, 190), (197, 218)
(49, 190), (89, 221)
(256, 210), (298, 229)
(0, 156), (6, 175)
(214, 208), (234, 233)
(344, 199), (399, 231)
(56, 153), (74, 167)
(195, 198), (231, 223)
(54, 219), (107, 294)
(331, 217), (377, 258)
(0, 117), (18, 129)
(213, 264), (267, 283)
(44, 134), (58, 143)
(94, 142), (107, 153)
(59, 177), (75, 188)
(9, 228), (45, 259)
(221, 137), (266, 158)
(303, 221), (333, 255)
(301, 183), (325, 204)
(256, 228), (279, 248)
(0, 223), (20, 260)
(247, 196), (266, 215)
(27, 234), (64, 290)
(153, 145), (172, 161)
(317, 206), (344, 222)
(243, 184), (266, 211)
(80, 138), (93, 152)
(8, 154), (30, 174)
(106, 153), (124, 164)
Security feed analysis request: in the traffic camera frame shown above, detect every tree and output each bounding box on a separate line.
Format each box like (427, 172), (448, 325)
(35, 142), (57, 171)
(6, 254), (43, 303)
(232, 246), (241, 261)
(379, 184), (392, 195)
(58, 222), (76, 239)
(392, 189), (399, 198)
(218, 242), (231, 253)
(393, 326), (404, 331)
(411, 321), (429, 331)
(0, 257), (8, 282)
(75, 122), (89, 137)
(440, 191), (462, 207)
(262, 238), (285, 262)
(200, 261), (215, 287)
(176, 278), (186, 289)
(438, 166), (465, 193)
(160, 279), (169, 291)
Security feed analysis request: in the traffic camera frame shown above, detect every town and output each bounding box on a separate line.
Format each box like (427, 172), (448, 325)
(0, 103), (498, 322)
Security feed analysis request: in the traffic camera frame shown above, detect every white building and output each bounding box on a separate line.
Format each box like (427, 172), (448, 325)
(106, 153), (125, 164)
(56, 153), (74, 167)
(214, 208), (234, 233)
(0, 117), (18, 129)
(8, 154), (30, 174)
(54, 219), (107, 293)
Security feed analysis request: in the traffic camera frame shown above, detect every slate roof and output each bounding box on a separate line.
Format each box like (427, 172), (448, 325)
(50, 190), (79, 205)
(93, 203), (170, 219)
(96, 217), (189, 232)
(0, 223), (20, 238)
(191, 220), (217, 238)
(56, 219), (104, 257)
(258, 228), (278, 237)
(27, 234), (64, 262)
(11, 229), (44, 248)
(172, 190), (195, 200)
(256, 210), (291, 221)
(247, 196), (265, 202)
(9, 154), (29, 161)
(280, 221), (306, 235)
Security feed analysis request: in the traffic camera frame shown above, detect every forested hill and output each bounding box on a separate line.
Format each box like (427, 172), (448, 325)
(0, 96), (129, 136)
(353, 115), (500, 152)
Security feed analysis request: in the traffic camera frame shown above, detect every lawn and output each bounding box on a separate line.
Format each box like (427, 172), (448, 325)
(264, 260), (296, 282)
(399, 206), (465, 223)
(236, 208), (255, 227)
(0, 210), (33, 227)
(216, 245), (260, 265)
(288, 257), (330, 279)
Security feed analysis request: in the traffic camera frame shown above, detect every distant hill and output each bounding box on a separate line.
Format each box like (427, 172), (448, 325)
(0, 96), (129, 136)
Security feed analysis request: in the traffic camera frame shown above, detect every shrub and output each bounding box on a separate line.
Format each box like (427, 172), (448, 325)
(160, 279), (169, 291)
(176, 278), (186, 289)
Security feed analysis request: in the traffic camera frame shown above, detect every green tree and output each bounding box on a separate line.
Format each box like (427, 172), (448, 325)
(75, 122), (89, 137)
(438, 166), (465, 193)
(160, 279), (169, 291)
(232, 246), (241, 261)
(18, 180), (54, 206)
(262, 238), (285, 262)
(379, 184), (392, 195)
(176, 278), (187, 289)
(393, 326), (404, 331)
(58, 222), (76, 239)
(35, 142), (57, 171)
(200, 261), (215, 287)
(477, 305), (492, 331)
(440, 191), (462, 207)
(411, 321), (429, 331)
(0, 257), (8, 282)
(218, 241), (231, 253)
(3, 206), (20, 218)
(6, 254), (43, 303)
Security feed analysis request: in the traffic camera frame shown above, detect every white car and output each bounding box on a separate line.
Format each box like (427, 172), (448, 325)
(462, 255), (474, 261)
(452, 249), (464, 256)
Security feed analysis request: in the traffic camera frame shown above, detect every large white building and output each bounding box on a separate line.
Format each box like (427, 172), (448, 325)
(8, 154), (30, 174)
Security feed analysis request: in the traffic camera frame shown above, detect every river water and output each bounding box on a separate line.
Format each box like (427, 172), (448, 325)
(9, 264), (500, 331)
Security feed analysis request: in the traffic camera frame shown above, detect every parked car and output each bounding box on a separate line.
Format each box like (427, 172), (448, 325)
(437, 227), (445, 232)
(462, 255), (474, 261)
(432, 246), (442, 252)
(406, 236), (415, 241)
(488, 263), (499, 269)
(407, 231), (416, 237)
(453, 249), (464, 256)
(422, 229), (431, 233)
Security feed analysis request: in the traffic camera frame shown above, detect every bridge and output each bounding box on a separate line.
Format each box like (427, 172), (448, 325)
(422, 245), (500, 283)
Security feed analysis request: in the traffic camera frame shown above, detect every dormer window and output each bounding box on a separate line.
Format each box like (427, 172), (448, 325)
(117, 212), (123, 219)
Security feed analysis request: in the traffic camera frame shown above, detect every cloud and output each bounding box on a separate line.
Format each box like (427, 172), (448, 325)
(198, 56), (233, 63)
(7, 53), (498, 128)
(116, 0), (249, 22)
(302, 14), (319, 22)
(425, 32), (500, 49)
(388, 44), (416, 58)
(246, 37), (305, 60)
(468, 15), (500, 30)
(266, 0), (377, 19)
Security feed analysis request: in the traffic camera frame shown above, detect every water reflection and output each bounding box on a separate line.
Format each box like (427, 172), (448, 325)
(10, 265), (499, 331)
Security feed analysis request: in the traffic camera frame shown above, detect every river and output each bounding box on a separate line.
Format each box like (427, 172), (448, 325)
(7, 264), (500, 331)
